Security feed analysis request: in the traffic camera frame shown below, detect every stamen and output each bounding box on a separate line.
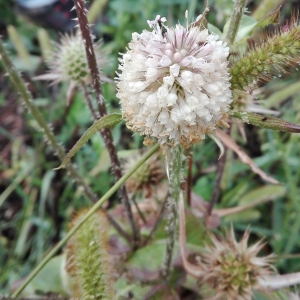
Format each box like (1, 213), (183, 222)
(185, 10), (189, 30)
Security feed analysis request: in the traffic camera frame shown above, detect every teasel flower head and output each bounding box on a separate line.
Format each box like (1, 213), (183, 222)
(35, 33), (108, 104)
(123, 151), (165, 197)
(116, 14), (232, 149)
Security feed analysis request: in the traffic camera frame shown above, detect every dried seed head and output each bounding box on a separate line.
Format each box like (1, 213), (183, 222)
(200, 228), (274, 300)
(116, 15), (232, 148)
(123, 151), (165, 197)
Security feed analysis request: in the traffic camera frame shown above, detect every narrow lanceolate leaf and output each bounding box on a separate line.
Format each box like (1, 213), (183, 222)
(215, 185), (286, 217)
(54, 113), (122, 170)
(232, 111), (300, 133)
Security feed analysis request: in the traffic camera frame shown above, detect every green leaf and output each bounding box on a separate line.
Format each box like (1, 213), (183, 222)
(254, 289), (295, 300)
(127, 240), (169, 272)
(208, 23), (222, 36)
(235, 15), (258, 41)
(20, 255), (69, 297)
(232, 111), (300, 133)
(54, 113), (122, 170)
(221, 180), (251, 206)
(115, 277), (149, 299)
(255, 6), (281, 29)
(223, 209), (261, 223)
(239, 185), (286, 206)
(89, 148), (110, 175)
(11, 55), (41, 71)
(265, 80), (300, 108)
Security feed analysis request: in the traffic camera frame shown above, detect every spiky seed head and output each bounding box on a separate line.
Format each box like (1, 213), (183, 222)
(34, 33), (108, 104)
(199, 228), (274, 300)
(116, 15), (232, 148)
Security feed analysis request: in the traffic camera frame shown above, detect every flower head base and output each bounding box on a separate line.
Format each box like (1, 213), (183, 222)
(199, 228), (274, 300)
(116, 15), (232, 148)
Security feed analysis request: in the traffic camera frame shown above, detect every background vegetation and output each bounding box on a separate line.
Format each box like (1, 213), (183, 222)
(1, 0), (300, 298)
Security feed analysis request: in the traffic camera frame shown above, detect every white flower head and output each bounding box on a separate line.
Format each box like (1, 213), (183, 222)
(116, 15), (232, 148)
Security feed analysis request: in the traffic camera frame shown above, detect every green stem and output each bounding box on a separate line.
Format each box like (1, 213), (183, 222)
(11, 143), (159, 297)
(231, 111), (300, 133)
(162, 145), (183, 281)
(74, 0), (139, 246)
(225, 0), (247, 44)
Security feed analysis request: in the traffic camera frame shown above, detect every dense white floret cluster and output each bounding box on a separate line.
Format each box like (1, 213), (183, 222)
(116, 15), (232, 148)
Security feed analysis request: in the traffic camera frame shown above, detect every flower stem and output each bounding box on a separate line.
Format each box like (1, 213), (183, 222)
(231, 111), (300, 133)
(162, 145), (183, 281)
(73, 0), (139, 247)
(82, 82), (98, 120)
(81, 83), (135, 242)
(226, 0), (248, 44)
(131, 194), (147, 224)
(11, 143), (159, 297)
(186, 152), (193, 206)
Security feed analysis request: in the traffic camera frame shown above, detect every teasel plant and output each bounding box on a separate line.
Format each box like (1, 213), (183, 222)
(2, 0), (300, 299)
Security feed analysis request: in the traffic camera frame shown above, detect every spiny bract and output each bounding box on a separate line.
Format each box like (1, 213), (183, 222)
(200, 228), (274, 300)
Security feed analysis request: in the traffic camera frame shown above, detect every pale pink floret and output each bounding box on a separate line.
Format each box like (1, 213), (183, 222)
(116, 16), (232, 148)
